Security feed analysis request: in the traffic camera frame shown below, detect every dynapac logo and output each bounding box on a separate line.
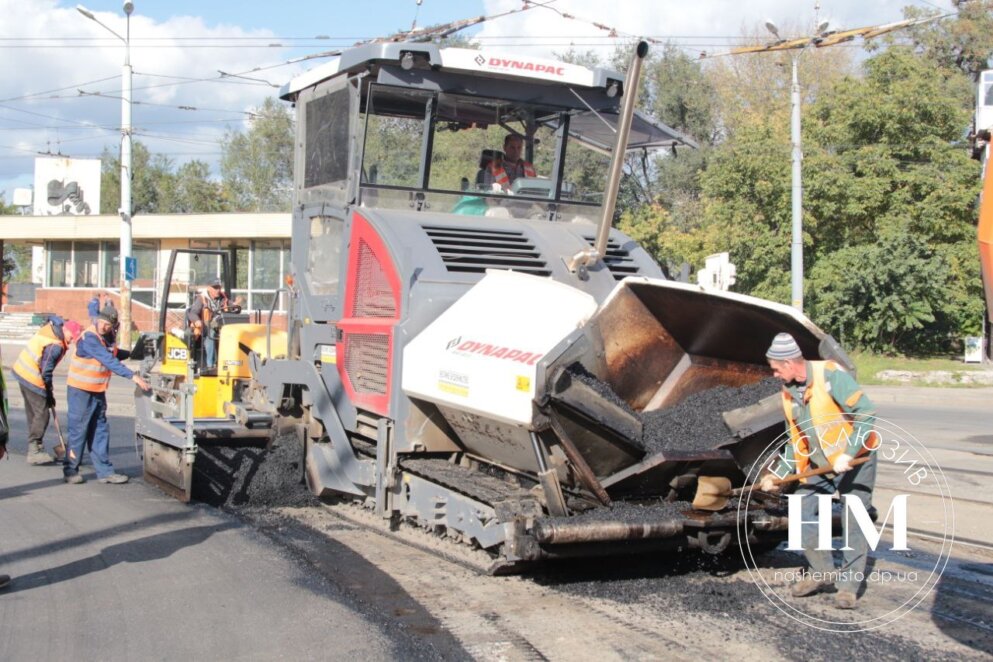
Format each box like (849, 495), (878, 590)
(485, 57), (566, 77)
(447, 337), (543, 365)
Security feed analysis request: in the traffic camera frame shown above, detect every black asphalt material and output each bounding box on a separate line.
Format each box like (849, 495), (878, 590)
(564, 499), (693, 523)
(193, 435), (318, 508)
(566, 363), (781, 454)
(640, 379), (782, 454)
(566, 364), (637, 416)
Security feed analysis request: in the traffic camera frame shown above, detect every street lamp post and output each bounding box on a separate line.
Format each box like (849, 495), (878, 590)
(788, 50), (803, 312)
(765, 20), (827, 313)
(77, 2), (134, 348)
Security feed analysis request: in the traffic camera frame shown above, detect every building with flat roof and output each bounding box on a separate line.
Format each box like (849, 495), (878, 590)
(0, 212), (291, 332)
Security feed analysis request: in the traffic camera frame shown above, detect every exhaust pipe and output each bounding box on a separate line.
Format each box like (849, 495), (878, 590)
(569, 41), (650, 274)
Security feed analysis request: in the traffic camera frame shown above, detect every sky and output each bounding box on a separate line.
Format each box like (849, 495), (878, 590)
(0, 0), (955, 202)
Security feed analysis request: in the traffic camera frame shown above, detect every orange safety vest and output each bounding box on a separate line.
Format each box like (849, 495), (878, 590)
(193, 290), (228, 338)
(66, 327), (114, 393)
(13, 323), (67, 390)
(490, 160), (536, 188)
(782, 361), (878, 477)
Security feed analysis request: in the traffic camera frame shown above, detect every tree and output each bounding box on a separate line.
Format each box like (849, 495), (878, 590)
(220, 97), (294, 212)
(100, 141), (176, 214)
(807, 232), (953, 353)
(903, 1), (993, 80)
(617, 34), (981, 355)
(158, 160), (229, 214)
(1, 193), (15, 283)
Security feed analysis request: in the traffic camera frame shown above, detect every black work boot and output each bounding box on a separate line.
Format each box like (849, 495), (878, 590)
(26, 442), (55, 465)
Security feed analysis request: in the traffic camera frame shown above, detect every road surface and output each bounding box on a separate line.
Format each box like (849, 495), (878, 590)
(1, 353), (991, 660)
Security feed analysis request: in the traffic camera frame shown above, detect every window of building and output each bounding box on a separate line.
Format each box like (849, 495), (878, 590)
(47, 241), (72, 287)
(102, 240), (159, 306)
(74, 242), (100, 288)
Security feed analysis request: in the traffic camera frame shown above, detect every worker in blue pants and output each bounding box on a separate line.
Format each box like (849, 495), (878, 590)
(64, 306), (149, 484)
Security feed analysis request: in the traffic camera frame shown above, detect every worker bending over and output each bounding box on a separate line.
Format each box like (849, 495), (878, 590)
(12, 316), (82, 464)
(760, 333), (878, 610)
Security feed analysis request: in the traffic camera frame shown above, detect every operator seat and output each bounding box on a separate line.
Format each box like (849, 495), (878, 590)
(475, 149), (504, 188)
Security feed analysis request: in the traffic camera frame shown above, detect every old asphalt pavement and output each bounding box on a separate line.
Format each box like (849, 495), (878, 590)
(2, 342), (992, 660)
(0, 348), (454, 661)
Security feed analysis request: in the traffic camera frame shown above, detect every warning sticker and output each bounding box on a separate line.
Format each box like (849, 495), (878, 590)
(319, 345), (337, 364)
(515, 376), (531, 392)
(438, 370), (469, 397)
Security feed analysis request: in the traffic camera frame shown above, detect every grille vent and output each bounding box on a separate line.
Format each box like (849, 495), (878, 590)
(343, 333), (389, 395)
(422, 225), (551, 277)
(352, 238), (396, 318)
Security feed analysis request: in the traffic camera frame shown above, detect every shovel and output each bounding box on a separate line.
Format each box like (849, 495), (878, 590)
(51, 406), (68, 462)
(692, 455), (872, 512)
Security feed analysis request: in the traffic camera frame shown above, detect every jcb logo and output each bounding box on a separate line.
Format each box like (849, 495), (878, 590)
(787, 494), (909, 552)
(167, 348), (188, 361)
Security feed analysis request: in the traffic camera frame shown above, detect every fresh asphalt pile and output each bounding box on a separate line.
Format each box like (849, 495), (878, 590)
(193, 434), (317, 509)
(640, 378), (782, 454)
(566, 364), (638, 416)
(566, 364), (781, 454)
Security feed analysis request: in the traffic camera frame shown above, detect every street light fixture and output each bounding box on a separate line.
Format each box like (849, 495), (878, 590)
(764, 19), (828, 313)
(77, 2), (134, 348)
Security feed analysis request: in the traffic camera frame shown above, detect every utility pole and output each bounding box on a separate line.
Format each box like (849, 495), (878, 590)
(763, 20), (826, 313)
(789, 51), (803, 312)
(721, 13), (940, 312)
(77, 2), (135, 347)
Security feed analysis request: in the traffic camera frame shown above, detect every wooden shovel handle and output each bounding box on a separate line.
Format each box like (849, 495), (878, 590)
(773, 455), (872, 486)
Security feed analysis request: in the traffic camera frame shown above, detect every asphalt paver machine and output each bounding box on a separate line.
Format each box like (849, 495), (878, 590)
(135, 42), (852, 571)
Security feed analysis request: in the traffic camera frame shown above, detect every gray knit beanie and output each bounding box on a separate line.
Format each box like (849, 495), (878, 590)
(766, 333), (803, 361)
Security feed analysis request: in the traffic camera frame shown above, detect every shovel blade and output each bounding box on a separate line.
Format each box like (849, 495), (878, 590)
(692, 475), (734, 511)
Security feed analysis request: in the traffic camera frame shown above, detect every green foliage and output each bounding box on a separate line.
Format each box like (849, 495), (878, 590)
(159, 160), (228, 214)
(642, 43), (719, 146)
(903, 1), (993, 79)
(808, 232), (950, 353)
(100, 142), (175, 214)
(220, 97), (294, 212)
(101, 142), (228, 214)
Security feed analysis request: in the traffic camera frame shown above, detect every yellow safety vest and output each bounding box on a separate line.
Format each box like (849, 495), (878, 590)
(782, 361), (877, 476)
(13, 324), (66, 390)
(66, 327), (113, 393)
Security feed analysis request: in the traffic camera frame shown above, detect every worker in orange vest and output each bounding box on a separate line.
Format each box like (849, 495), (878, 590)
(760, 333), (878, 611)
(186, 278), (229, 369)
(483, 134), (536, 192)
(11, 316), (82, 464)
(64, 306), (149, 484)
